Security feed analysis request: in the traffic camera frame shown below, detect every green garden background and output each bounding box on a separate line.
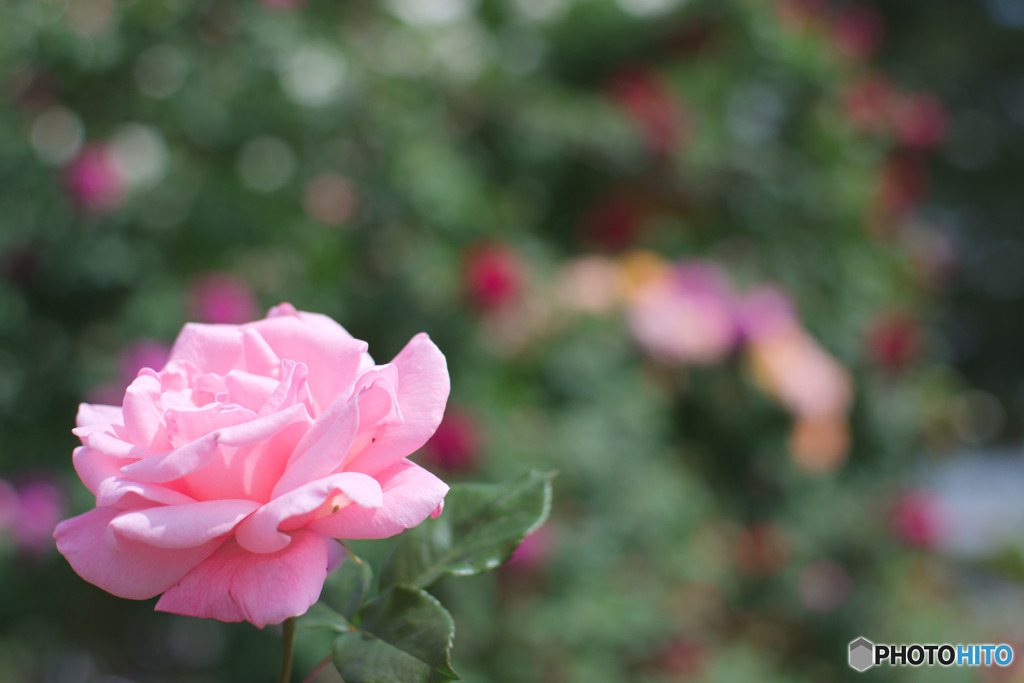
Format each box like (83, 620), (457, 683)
(2, 0), (1024, 680)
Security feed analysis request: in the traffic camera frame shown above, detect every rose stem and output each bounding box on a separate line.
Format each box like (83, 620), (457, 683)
(300, 655), (335, 683)
(277, 617), (297, 683)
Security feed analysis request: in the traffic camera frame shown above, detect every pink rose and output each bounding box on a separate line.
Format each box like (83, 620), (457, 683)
(63, 143), (126, 213)
(627, 261), (740, 365)
(831, 5), (884, 60)
(55, 303), (450, 627)
(0, 476), (66, 556)
(607, 66), (687, 156)
(749, 325), (852, 419)
(13, 478), (66, 555)
(188, 273), (259, 325)
(742, 288), (852, 419)
(463, 243), (525, 311)
(893, 92), (947, 149)
(891, 490), (942, 548)
(420, 408), (481, 473)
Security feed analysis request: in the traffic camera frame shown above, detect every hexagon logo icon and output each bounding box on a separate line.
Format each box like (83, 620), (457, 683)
(849, 637), (874, 672)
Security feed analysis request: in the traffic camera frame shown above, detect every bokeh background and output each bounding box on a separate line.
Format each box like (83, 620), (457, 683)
(2, 0), (1024, 680)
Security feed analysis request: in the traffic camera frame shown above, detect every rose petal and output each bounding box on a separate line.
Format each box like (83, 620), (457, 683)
(258, 360), (311, 417)
(155, 531), (330, 627)
(344, 334), (449, 477)
(78, 431), (154, 460)
(122, 403), (309, 483)
(168, 323), (245, 376)
(54, 507), (222, 600)
(240, 327), (280, 377)
(237, 472), (382, 554)
(76, 403), (123, 430)
(357, 374), (404, 432)
(309, 460), (447, 540)
(248, 308), (370, 413)
(222, 370), (279, 412)
(73, 446), (196, 508)
(110, 499), (261, 548)
(119, 433), (221, 484)
(165, 403), (256, 448)
(271, 399), (360, 498)
(122, 373), (169, 451)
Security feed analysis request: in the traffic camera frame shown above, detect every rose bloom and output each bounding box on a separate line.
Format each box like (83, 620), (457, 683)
(63, 143), (126, 213)
(55, 303), (449, 627)
(188, 273), (259, 325)
(742, 289), (852, 419)
(749, 326), (852, 419)
(627, 261), (739, 365)
(463, 242), (525, 311)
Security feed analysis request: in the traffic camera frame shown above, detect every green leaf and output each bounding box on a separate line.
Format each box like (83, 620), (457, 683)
(380, 470), (555, 589)
(332, 585), (459, 683)
(296, 602), (351, 634)
(322, 551), (374, 621)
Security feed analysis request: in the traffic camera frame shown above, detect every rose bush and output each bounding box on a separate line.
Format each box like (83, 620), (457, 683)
(54, 303), (450, 627)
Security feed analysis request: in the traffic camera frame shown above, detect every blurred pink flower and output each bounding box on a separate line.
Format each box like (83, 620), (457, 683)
(743, 289), (852, 419)
(119, 339), (172, 381)
(653, 638), (706, 677)
(420, 408), (481, 473)
(892, 490), (942, 548)
(506, 525), (552, 570)
(188, 273), (259, 324)
(63, 144), (126, 213)
(776, 0), (827, 32)
(789, 416), (850, 473)
(15, 479), (65, 555)
(577, 194), (646, 252)
(877, 152), (929, 217)
(866, 312), (922, 373)
(893, 93), (948, 149)
(832, 5), (885, 59)
(750, 327), (852, 419)
(841, 76), (895, 134)
(738, 287), (798, 341)
(628, 261), (739, 365)
(464, 243), (525, 311)
(608, 67), (686, 156)
(557, 256), (622, 314)
(0, 477), (66, 556)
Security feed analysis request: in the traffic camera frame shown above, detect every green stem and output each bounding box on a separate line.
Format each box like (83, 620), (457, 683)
(301, 654), (335, 683)
(277, 617), (297, 683)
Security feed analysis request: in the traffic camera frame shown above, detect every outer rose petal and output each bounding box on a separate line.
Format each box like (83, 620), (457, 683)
(237, 472), (382, 554)
(109, 499), (261, 548)
(167, 323), (246, 375)
(73, 446), (196, 508)
(76, 403), (123, 430)
(54, 507), (222, 599)
(344, 334), (449, 477)
(309, 460), (448, 540)
(155, 531), (330, 628)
